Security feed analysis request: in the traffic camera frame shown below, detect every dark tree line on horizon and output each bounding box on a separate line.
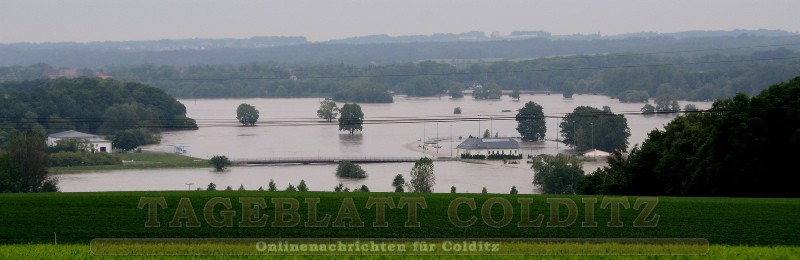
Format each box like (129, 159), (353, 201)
(3, 47), (798, 104)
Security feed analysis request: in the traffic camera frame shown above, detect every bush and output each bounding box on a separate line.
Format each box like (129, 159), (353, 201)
(209, 155), (232, 171)
(487, 154), (523, 160)
(460, 154), (486, 159)
(335, 160), (367, 178)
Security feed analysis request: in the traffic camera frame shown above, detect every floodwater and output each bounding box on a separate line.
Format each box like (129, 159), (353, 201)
(56, 94), (713, 193)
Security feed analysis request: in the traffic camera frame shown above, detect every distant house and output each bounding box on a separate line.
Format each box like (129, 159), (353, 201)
(456, 137), (520, 157)
(582, 149), (610, 157)
(47, 130), (112, 153)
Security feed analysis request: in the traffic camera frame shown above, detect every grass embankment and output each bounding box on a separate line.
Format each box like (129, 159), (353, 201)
(50, 152), (215, 173)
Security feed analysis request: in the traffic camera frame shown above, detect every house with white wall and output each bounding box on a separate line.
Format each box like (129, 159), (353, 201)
(47, 130), (112, 153)
(456, 137), (520, 157)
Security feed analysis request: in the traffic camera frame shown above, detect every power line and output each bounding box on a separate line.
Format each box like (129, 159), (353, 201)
(1, 107), (778, 129)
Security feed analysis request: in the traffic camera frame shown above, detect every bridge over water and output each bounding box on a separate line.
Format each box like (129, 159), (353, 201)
(232, 156), (448, 165)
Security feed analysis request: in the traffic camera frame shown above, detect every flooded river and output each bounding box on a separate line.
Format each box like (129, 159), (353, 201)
(57, 94), (713, 193)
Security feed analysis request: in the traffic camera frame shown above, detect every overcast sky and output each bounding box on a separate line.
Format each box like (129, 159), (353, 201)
(1, 0), (799, 43)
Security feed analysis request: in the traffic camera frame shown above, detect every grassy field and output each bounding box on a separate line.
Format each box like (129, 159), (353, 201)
(1, 191), (798, 247)
(2, 244), (799, 259)
(50, 152), (215, 173)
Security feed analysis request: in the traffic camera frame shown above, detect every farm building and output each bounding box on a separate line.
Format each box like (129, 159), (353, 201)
(582, 148), (611, 157)
(47, 130), (112, 153)
(456, 137), (520, 157)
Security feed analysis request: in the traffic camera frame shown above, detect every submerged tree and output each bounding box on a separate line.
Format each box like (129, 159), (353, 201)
(560, 106), (630, 152)
(338, 103), (364, 134)
(209, 155), (231, 171)
(236, 103), (260, 126)
(510, 88), (521, 101)
(316, 99), (339, 122)
(515, 101), (547, 141)
(335, 160), (367, 178)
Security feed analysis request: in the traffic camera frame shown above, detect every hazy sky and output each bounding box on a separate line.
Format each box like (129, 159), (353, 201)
(1, 0), (799, 43)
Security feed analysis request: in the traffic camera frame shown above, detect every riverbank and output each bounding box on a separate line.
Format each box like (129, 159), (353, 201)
(50, 151), (213, 173)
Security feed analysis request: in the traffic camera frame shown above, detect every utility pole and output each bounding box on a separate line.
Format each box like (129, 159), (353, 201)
(477, 115), (481, 138)
(185, 182), (194, 191)
(436, 123), (440, 153)
(591, 122), (594, 150)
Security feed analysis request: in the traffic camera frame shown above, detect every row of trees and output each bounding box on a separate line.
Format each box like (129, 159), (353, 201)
(42, 48), (791, 102)
(234, 100), (365, 135)
(205, 179), (309, 192)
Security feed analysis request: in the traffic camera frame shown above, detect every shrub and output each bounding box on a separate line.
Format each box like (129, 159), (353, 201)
(335, 160), (367, 178)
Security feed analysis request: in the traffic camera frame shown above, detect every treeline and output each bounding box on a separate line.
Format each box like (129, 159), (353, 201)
(0, 77), (198, 148)
(580, 75), (800, 197)
(87, 48), (800, 101)
(3, 48), (799, 102)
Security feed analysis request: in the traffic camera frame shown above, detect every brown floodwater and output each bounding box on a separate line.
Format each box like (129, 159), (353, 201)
(56, 94), (713, 193)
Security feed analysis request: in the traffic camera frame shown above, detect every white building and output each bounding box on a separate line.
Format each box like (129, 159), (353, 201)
(456, 137), (520, 157)
(47, 130), (112, 153)
(582, 149), (611, 157)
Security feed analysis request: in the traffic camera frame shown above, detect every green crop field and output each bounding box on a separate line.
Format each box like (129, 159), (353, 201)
(1, 191), (798, 258)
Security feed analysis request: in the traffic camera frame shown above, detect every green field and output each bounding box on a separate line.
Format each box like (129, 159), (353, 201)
(2, 244), (799, 259)
(1, 191), (798, 258)
(50, 152), (214, 173)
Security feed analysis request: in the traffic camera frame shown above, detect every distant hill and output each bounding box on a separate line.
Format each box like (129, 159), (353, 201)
(1, 29), (798, 68)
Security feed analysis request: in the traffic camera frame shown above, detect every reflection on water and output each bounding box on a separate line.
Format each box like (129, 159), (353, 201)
(58, 95), (712, 193)
(338, 133), (363, 145)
